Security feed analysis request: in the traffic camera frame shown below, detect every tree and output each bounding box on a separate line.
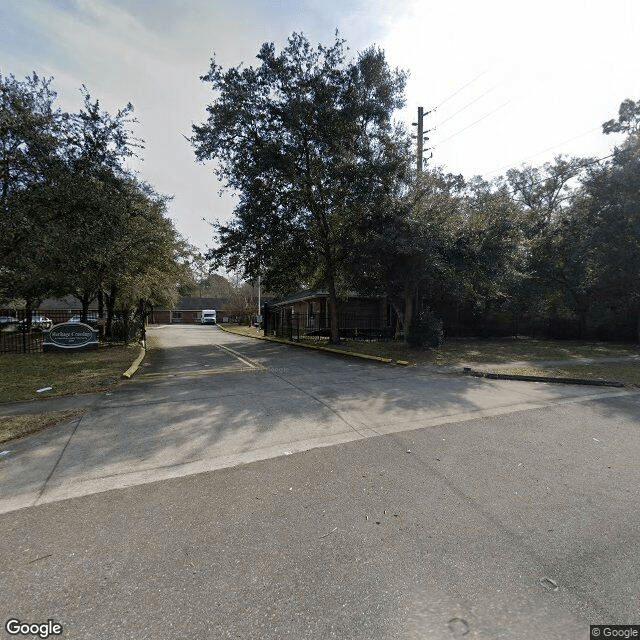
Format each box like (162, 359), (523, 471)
(0, 76), (143, 312)
(0, 73), (67, 312)
(1, 73), (191, 339)
(186, 253), (236, 298)
(361, 169), (462, 339)
(192, 32), (409, 343)
(580, 98), (640, 340)
(501, 99), (640, 341)
(602, 98), (640, 136)
(498, 156), (595, 335)
(223, 281), (260, 325)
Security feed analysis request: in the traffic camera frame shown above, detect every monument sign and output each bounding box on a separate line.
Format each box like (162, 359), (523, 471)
(43, 322), (99, 352)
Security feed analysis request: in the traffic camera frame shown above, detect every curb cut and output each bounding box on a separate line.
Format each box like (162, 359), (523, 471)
(217, 325), (411, 366)
(462, 367), (625, 388)
(122, 342), (146, 379)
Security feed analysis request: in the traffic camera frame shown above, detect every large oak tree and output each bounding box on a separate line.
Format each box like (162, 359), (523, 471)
(191, 32), (409, 343)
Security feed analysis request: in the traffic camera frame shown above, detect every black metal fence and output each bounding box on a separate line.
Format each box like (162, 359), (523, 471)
(0, 309), (143, 354)
(265, 310), (395, 342)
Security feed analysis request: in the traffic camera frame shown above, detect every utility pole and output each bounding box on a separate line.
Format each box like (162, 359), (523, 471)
(412, 106), (433, 173)
(257, 274), (261, 323)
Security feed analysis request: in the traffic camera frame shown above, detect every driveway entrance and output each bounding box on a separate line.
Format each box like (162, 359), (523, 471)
(0, 324), (633, 514)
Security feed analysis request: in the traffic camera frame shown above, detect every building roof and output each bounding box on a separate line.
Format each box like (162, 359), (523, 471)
(173, 297), (229, 310)
(269, 290), (327, 307)
(269, 290), (383, 307)
(37, 296), (98, 310)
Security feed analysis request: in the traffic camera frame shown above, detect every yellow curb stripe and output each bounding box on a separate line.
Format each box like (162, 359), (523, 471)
(218, 324), (395, 364)
(122, 344), (146, 379)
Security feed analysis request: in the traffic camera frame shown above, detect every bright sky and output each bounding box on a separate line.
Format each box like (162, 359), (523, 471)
(3, 0), (639, 253)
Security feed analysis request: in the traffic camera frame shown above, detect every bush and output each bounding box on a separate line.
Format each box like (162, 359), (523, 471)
(408, 307), (444, 349)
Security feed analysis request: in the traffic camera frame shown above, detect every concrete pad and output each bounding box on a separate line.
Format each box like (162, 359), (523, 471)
(0, 418), (79, 513)
(0, 325), (636, 515)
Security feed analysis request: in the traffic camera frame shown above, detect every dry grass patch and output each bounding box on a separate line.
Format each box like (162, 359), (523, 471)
(0, 344), (140, 403)
(490, 362), (640, 386)
(434, 338), (639, 364)
(219, 324), (264, 339)
(0, 409), (85, 444)
(231, 325), (636, 360)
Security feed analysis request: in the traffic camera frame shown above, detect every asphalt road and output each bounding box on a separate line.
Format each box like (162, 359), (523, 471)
(1, 325), (639, 639)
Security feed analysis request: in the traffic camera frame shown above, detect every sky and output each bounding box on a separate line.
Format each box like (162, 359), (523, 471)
(2, 0), (639, 254)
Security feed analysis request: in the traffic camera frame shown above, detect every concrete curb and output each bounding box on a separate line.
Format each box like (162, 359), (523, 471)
(122, 342), (146, 379)
(462, 367), (626, 387)
(219, 327), (634, 385)
(217, 325), (410, 366)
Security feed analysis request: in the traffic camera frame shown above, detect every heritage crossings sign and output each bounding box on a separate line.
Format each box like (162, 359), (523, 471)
(43, 322), (99, 352)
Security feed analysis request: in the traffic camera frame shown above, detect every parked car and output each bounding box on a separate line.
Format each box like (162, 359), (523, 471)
(18, 315), (53, 330)
(0, 315), (17, 329)
(69, 313), (100, 325)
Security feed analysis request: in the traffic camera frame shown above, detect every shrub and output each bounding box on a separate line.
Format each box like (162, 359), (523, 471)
(408, 307), (444, 348)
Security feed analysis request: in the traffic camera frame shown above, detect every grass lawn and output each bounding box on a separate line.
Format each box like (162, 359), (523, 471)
(0, 343), (140, 444)
(0, 343), (141, 403)
(221, 324), (639, 364)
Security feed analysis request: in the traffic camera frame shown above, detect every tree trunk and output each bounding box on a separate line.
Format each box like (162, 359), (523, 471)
(404, 284), (414, 343)
(80, 291), (90, 323)
(322, 245), (341, 345)
(122, 307), (130, 345)
(105, 285), (117, 340)
(327, 289), (340, 344)
(137, 298), (146, 344)
(390, 301), (404, 339)
(24, 299), (33, 332)
(97, 290), (105, 340)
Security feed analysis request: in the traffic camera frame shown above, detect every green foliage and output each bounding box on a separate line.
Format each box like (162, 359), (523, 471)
(0, 72), (190, 327)
(602, 98), (640, 135)
(192, 32), (410, 342)
(407, 307), (444, 349)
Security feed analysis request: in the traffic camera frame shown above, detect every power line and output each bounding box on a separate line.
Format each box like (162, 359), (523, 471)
(436, 84), (499, 128)
(434, 70), (489, 111)
(502, 154), (614, 194)
(484, 126), (603, 177)
(434, 100), (511, 147)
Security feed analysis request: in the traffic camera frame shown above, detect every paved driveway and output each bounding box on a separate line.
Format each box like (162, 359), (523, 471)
(1, 325), (640, 638)
(0, 325), (634, 515)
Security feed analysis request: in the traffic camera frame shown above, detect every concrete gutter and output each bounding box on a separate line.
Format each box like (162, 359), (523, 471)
(122, 341), (146, 379)
(218, 325), (410, 366)
(462, 367), (626, 387)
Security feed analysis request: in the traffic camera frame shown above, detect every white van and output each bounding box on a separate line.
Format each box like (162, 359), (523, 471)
(201, 309), (217, 325)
